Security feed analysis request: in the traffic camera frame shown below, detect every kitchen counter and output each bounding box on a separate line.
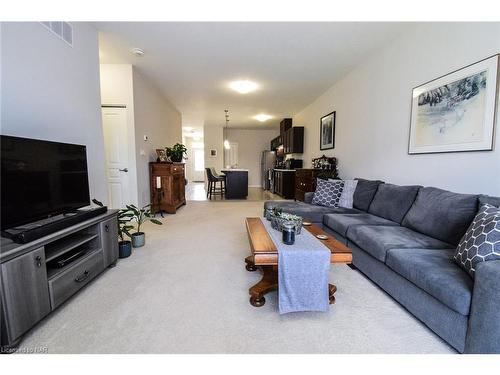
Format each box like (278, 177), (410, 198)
(221, 168), (249, 172)
(221, 169), (248, 199)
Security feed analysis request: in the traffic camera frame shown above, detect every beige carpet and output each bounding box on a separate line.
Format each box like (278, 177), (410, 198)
(20, 201), (455, 353)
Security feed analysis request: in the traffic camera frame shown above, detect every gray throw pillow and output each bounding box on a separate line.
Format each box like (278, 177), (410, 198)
(312, 179), (344, 208)
(330, 179), (358, 208)
(454, 203), (500, 278)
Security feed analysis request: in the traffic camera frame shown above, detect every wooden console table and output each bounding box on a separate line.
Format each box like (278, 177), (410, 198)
(150, 162), (186, 214)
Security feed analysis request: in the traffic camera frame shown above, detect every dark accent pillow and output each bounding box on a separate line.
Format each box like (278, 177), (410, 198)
(353, 179), (384, 212)
(401, 187), (478, 245)
(454, 203), (500, 278)
(368, 183), (421, 224)
(312, 179), (344, 208)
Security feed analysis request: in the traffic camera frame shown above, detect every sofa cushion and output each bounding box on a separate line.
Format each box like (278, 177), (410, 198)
(263, 201), (361, 224)
(368, 183), (421, 223)
(336, 179), (358, 208)
(386, 248), (473, 315)
(323, 213), (399, 237)
(352, 178), (384, 212)
(312, 179), (344, 207)
(402, 187), (478, 245)
(454, 203), (500, 278)
(347, 225), (454, 262)
(479, 194), (500, 208)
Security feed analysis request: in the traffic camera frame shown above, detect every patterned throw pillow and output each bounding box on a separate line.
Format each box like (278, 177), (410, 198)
(454, 203), (500, 278)
(312, 179), (344, 207)
(332, 179), (358, 209)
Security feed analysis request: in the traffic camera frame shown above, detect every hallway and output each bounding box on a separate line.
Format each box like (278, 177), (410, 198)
(186, 182), (283, 202)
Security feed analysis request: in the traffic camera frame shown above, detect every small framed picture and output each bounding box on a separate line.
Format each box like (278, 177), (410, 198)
(210, 149), (218, 157)
(320, 111), (336, 150)
(156, 149), (167, 162)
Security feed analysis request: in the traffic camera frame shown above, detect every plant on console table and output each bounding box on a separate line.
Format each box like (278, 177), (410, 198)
(166, 143), (187, 163)
(127, 204), (163, 247)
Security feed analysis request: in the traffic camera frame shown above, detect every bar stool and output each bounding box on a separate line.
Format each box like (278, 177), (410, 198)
(205, 168), (225, 199)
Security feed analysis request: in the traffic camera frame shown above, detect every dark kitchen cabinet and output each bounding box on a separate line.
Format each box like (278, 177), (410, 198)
(295, 168), (322, 201)
(273, 170), (295, 199)
(270, 135), (281, 151)
(280, 118), (292, 138)
(283, 127), (304, 154)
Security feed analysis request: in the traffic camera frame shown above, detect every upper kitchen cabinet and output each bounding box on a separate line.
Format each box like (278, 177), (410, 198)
(283, 127), (304, 154)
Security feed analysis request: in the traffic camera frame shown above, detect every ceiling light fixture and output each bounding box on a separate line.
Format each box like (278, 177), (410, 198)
(254, 114), (272, 122)
(224, 109), (231, 150)
(131, 48), (145, 57)
(229, 80), (258, 94)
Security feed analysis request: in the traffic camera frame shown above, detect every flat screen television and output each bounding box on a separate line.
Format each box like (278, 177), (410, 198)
(1, 135), (90, 230)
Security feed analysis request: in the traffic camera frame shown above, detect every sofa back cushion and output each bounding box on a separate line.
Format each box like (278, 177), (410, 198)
(368, 183), (421, 223)
(353, 179), (384, 211)
(479, 194), (500, 207)
(402, 187), (479, 245)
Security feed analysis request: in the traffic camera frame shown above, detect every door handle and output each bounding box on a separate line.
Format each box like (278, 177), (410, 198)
(35, 255), (42, 268)
(119, 168), (128, 172)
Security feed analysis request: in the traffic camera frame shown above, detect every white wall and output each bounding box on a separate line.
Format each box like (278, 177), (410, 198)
(99, 64), (183, 207)
(294, 23), (500, 196)
(204, 124), (224, 172)
(226, 128), (279, 186)
(1, 22), (107, 202)
(132, 69), (182, 206)
(99, 64), (139, 205)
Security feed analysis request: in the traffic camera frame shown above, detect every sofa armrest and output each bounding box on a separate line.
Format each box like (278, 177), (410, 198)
(465, 260), (500, 353)
(304, 192), (314, 204)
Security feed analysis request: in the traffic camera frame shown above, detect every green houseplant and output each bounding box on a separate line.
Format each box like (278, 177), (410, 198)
(126, 204), (163, 247)
(166, 143), (187, 163)
(117, 208), (135, 258)
(92, 199), (135, 258)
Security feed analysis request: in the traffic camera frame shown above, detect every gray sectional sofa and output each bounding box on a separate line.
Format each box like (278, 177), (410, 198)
(264, 179), (500, 353)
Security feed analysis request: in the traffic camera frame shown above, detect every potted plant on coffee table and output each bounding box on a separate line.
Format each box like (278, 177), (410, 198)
(126, 204), (163, 247)
(166, 143), (187, 163)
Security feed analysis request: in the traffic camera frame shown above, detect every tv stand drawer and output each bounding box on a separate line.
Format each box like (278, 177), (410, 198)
(48, 250), (104, 309)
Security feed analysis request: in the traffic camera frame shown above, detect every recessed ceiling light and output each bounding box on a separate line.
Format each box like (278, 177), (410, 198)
(254, 114), (272, 122)
(131, 48), (145, 57)
(229, 80), (258, 94)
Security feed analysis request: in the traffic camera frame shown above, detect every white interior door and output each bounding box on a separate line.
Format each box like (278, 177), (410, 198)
(102, 107), (130, 209)
(224, 142), (239, 168)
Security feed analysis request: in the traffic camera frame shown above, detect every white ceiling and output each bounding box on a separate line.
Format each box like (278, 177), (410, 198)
(96, 22), (415, 130)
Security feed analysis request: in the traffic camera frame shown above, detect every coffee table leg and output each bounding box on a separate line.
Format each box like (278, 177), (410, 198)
(244, 255), (257, 272)
(329, 284), (337, 304)
(249, 265), (278, 307)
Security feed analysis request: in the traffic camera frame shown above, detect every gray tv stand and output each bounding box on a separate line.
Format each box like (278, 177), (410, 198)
(0, 210), (118, 350)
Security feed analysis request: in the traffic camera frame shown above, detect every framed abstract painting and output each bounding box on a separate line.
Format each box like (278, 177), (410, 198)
(408, 54), (499, 154)
(320, 111), (336, 150)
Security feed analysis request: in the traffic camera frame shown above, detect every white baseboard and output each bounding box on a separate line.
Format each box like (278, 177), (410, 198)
(248, 184), (262, 188)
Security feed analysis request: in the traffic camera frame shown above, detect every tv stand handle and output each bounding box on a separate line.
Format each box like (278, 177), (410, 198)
(74, 270), (90, 283)
(35, 256), (42, 268)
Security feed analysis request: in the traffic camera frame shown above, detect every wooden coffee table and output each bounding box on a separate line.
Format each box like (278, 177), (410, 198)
(244, 217), (353, 307)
